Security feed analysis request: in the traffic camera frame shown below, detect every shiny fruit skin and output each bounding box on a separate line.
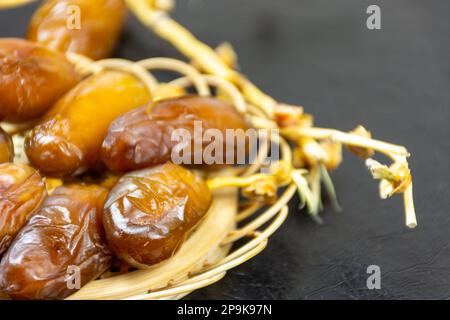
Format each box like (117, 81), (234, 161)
(27, 0), (126, 60)
(25, 71), (151, 177)
(0, 38), (80, 121)
(0, 127), (14, 163)
(0, 184), (111, 300)
(103, 162), (212, 268)
(0, 163), (47, 255)
(101, 95), (249, 172)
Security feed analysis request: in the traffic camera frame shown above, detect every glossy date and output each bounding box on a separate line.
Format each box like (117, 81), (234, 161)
(28, 0), (126, 60)
(0, 184), (111, 300)
(101, 95), (249, 172)
(25, 71), (151, 177)
(0, 163), (47, 256)
(103, 162), (212, 268)
(0, 38), (80, 121)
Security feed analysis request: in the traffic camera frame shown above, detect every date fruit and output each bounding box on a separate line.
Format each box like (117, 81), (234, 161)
(103, 162), (212, 268)
(0, 184), (111, 300)
(28, 0), (126, 60)
(25, 71), (151, 177)
(101, 95), (249, 172)
(0, 127), (14, 163)
(0, 38), (80, 121)
(0, 163), (47, 255)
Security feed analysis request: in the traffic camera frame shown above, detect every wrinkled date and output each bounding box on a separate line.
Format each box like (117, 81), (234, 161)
(101, 95), (249, 172)
(0, 163), (47, 255)
(0, 184), (112, 300)
(103, 162), (212, 268)
(25, 71), (151, 177)
(0, 38), (80, 121)
(0, 127), (14, 163)
(28, 0), (126, 60)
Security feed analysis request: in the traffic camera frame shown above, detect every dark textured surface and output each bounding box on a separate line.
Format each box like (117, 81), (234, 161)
(1, 0), (449, 299)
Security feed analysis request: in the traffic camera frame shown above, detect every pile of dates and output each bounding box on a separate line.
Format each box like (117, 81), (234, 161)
(0, 0), (249, 300)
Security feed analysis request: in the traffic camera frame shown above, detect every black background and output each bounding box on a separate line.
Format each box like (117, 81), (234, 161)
(1, 0), (449, 299)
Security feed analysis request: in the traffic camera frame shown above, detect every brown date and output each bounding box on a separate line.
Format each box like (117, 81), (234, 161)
(103, 162), (212, 268)
(25, 71), (151, 177)
(0, 127), (14, 163)
(0, 184), (111, 300)
(101, 95), (250, 172)
(0, 163), (47, 255)
(0, 38), (80, 121)
(28, 0), (126, 60)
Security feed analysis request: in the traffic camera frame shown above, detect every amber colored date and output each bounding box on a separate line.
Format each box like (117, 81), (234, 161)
(0, 38), (80, 121)
(101, 96), (249, 172)
(28, 0), (126, 60)
(0, 184), (111, 300)
(0, 127), (14, 163)
(25, 71), (151, 177)
(103, 162), (212, 268)
(0, 163), (47, 255)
